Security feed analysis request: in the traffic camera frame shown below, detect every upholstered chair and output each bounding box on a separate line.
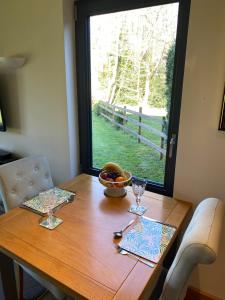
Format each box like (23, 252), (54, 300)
(151, 197), (225, 300)
(0, 155), (65, 300)
(0, 155), (54, 212)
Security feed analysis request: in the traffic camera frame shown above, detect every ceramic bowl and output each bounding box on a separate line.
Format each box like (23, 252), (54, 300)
(99, 171), (132, 197)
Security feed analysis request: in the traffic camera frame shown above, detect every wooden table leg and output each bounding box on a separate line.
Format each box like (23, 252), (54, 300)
(0, 252), (18, 300)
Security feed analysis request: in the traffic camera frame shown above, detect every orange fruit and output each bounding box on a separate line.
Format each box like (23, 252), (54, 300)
(115, 176), (126, 182)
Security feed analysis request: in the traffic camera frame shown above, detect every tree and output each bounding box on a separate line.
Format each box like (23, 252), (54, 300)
(93, 5), (178, 108)
(165, 41), (175, 115)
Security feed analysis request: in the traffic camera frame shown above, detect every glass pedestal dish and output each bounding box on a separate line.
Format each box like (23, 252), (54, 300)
(99, 171), (132, 197)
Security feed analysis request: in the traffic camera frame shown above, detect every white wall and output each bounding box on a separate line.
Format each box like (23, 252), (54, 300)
(0, 0), (78, 184)
(174, 0), (225, 298)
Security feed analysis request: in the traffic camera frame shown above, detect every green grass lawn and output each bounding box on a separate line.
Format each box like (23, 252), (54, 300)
(92, 111), (166, 184)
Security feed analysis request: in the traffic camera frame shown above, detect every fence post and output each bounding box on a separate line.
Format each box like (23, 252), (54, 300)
(123, 106), (127, 133)
(160, 116), (167, 160)
(138, 107), (142, 143)
(112, 104), (116, 127)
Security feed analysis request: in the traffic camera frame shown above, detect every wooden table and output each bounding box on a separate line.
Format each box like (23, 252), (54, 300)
(0, 174), (192, 300)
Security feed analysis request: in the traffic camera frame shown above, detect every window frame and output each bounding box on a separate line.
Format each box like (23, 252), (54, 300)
(75, 0), (191, 196)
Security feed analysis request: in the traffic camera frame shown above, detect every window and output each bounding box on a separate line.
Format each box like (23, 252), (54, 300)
(75, 0), (191, 196)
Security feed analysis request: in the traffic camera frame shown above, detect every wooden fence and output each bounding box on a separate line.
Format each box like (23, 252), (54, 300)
(98, 102), (167, 159)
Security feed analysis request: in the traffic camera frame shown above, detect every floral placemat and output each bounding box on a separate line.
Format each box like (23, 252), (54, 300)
(21, 187), (76, 215)
(119, 216), (176, 263)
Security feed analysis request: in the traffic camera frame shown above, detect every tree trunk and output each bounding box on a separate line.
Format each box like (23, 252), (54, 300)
(107, 24), (122, 104)
(141, 63), (150, 107)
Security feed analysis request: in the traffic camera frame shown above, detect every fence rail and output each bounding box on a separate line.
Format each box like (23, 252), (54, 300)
(98, 102), (168, 158)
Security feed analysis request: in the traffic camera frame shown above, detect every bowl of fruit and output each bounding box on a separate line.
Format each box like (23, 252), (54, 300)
(99, 162), (132, 197)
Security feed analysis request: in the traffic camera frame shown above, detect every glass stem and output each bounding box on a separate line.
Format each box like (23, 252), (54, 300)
(136, 196), (140, 208)
(48, 209), (53, 225)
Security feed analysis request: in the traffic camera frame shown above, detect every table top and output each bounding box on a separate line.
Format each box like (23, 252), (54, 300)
(0, 174), (192, 300)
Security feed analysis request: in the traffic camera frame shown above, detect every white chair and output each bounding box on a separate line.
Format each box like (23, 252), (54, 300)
(0, 155), (65, 300)
(150, 197), (225, 300)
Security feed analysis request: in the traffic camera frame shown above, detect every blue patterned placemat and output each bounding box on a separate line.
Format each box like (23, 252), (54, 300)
(119, 216), (176, 263)
(21, 187), (75, 215)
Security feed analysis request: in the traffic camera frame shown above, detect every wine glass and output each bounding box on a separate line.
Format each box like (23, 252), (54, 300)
(40, 190), (58, 229)
(129, 177), (147, 215)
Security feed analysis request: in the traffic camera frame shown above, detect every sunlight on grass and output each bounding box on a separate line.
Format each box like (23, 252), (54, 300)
(92, 112), (165, 184)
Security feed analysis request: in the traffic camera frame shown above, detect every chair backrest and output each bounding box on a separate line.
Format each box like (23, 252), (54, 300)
(0, 155), (53, 212)
(160, 197), (225, 300)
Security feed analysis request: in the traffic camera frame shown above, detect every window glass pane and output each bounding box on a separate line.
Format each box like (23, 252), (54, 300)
(91, 3), (178, 184)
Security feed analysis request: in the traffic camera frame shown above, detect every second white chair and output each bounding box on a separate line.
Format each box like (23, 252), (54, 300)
(149, 197), (225, 300)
